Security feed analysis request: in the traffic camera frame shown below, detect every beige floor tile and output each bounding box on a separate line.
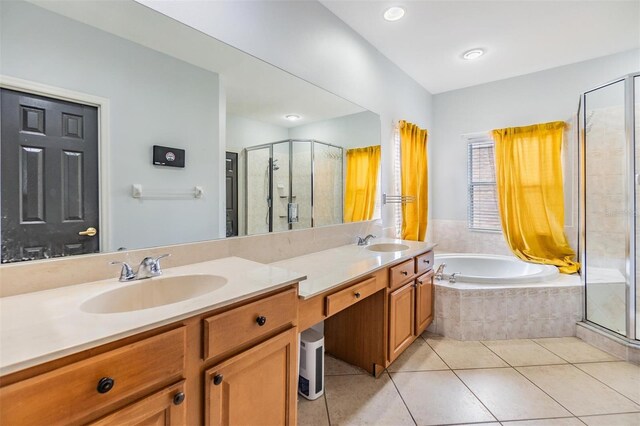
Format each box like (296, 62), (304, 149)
(388, 337), (448, 372)
(391, 371), (496, 425)
(575, 361), (640, 404)
(533, 337), (620, 363)
(501, 418), (583, 426)
(517, 364), (640, 416)
(456, 368), (571, 421)
(325, 354), (367, 376)
(426, 338), (509, 369)
(482, 339), (567, 367)
(580, 412), (640, 425)
(324, 374), (414, 425)
(297, 395), (329, 426)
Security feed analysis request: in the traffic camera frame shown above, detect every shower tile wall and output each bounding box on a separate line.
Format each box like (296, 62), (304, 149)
(246, 148), (270, 235)
(314, 144), (343, 227)
(291, 142), (312, 229)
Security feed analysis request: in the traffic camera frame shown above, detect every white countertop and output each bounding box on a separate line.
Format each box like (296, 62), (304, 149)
(272, 238), (436, 299)
(0, 257), (305, 376)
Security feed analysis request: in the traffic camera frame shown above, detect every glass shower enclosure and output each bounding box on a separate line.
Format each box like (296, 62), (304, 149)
(244, 140), (343, 236)
(580, 72), (639, 341)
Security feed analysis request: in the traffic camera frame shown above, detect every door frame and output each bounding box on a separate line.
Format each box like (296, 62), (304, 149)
(0, 75), (111, 252)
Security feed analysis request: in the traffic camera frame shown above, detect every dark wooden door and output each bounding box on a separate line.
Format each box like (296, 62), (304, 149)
(1, 89), (99, 263)
(225, 151), (238, 237)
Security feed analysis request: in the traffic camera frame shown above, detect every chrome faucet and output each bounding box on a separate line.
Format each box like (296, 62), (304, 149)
(449, 272), (460, 284)
(435, 263), (446, 280)
(110, 254), (170, 282)
(357, 234), (377, 246)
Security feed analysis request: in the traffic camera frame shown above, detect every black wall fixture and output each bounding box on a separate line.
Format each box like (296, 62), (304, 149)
(153, 145), (185, 167)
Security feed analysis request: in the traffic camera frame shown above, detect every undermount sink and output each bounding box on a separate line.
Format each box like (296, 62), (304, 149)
(80, 274), (227, 314)
(366, 243), (410, 253)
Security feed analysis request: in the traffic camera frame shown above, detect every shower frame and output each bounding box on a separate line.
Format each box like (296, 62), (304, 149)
(244, 139), (344, 233)
(578, 72), (639, 342)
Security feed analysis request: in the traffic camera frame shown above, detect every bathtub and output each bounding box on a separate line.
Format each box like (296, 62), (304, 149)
(434, 253), (559, 284)
(430, 253), (582, 340)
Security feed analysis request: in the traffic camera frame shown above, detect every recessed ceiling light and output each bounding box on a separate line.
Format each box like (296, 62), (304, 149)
(462, 49), (484, 60)
(285, 114), (300, 121)
(383, 6), (405, 22)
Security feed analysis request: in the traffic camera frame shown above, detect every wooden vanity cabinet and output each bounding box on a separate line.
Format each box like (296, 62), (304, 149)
(89, 380), (187, 426)
(388, 282), (416, 362)
(387, 250), (435, 364)
(204, 328), (298, 426)
(0, 285), (299, 426)
(415, 270), (435, 335)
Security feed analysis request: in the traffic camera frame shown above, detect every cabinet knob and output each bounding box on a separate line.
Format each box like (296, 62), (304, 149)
(401, 271), (408, 276)
(213, 374), (224, 386)
(256, 316), (267, 326)
(97, 377), (115, 394)
(173, 392), (185, 405)
(354, 292), (361, 299)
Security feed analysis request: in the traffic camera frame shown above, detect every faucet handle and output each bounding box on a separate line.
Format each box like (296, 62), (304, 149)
(146, 253), (170, 275)
(110, 261), (135, 282)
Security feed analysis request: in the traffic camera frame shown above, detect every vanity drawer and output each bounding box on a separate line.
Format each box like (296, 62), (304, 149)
(325, 276), (382, 317)
(0, 327), (186, 426)
(416, 251), (435, 274)
(389, 259), (415, 290)
(204, 288), (297, 361)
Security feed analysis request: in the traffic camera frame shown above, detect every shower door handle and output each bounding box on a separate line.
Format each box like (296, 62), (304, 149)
(288, 202), (299, 223)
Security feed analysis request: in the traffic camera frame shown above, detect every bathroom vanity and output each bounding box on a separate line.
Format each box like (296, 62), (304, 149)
(0, 241), (434, 425)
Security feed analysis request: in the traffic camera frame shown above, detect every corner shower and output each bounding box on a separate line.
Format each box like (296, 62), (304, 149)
(580, 72), (639, 342)
(245, 140), (343, 235)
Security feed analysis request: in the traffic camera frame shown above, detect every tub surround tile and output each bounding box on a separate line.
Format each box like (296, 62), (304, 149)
(574, 361), (640, 404)
(455, 368), (571, 421)
(517, 364), (640, 416)
(391, 370), (496, 425)
(533, 337), (621, 363)
(426, 338), (509, 369)
(482, 339), (567, 367)
(324, 374), (414, 425)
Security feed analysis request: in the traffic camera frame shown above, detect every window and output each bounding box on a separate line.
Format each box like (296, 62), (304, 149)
(467, 135), (501, 232)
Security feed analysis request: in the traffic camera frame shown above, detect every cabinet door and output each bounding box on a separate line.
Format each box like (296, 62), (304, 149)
(89, 381), (186, 426)
(415, 271), (434, 335)
(388, 282), (416, 363)
(205, 328), (297, 426)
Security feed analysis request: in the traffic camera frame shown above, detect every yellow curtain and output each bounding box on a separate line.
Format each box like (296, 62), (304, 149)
(344, 146), (381, 222)
(400, 120), (428, 241)
(492, 121), (580, 274)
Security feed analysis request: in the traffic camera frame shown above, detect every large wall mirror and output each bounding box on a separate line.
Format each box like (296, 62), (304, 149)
(0, 0), (382, 263)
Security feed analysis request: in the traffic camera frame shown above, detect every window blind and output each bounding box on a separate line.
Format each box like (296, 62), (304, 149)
(467, 137), (501, 232)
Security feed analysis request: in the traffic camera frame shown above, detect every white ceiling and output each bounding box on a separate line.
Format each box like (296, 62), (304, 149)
(28, 0), (365, 128)
(321, 0), (640, 94)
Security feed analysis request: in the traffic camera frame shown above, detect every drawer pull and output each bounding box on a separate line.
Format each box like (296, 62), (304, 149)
(423, 259), (430, 264)
(213, 374), (224, 386)
(401, 271), (408, 276)
(173, 392), (185, 405)
(97, 377), (115, 394)
(354, 292), (361, 299)
(256, 316), (267, 326)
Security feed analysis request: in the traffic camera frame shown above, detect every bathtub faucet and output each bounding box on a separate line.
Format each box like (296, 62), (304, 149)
(449, 272), (460, 284)
(435, 263), (446, 280)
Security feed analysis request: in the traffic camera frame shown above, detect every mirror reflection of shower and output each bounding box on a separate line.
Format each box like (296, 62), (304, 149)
(245, 140), (344, 236)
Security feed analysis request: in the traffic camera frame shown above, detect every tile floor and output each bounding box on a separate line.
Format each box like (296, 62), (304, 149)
(298, 335), (640, 426)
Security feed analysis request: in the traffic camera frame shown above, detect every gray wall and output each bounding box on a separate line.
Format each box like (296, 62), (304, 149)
(140, 0), (434, 232)
(1, 1), (223, 250)
(431, 49), (640, 222)
(288, 111), (380, 150)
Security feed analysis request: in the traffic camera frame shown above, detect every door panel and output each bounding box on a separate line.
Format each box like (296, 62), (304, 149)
(415, 271), (434, 335)
(1, 89), (99, 262)
(389, 282), (416, 363)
